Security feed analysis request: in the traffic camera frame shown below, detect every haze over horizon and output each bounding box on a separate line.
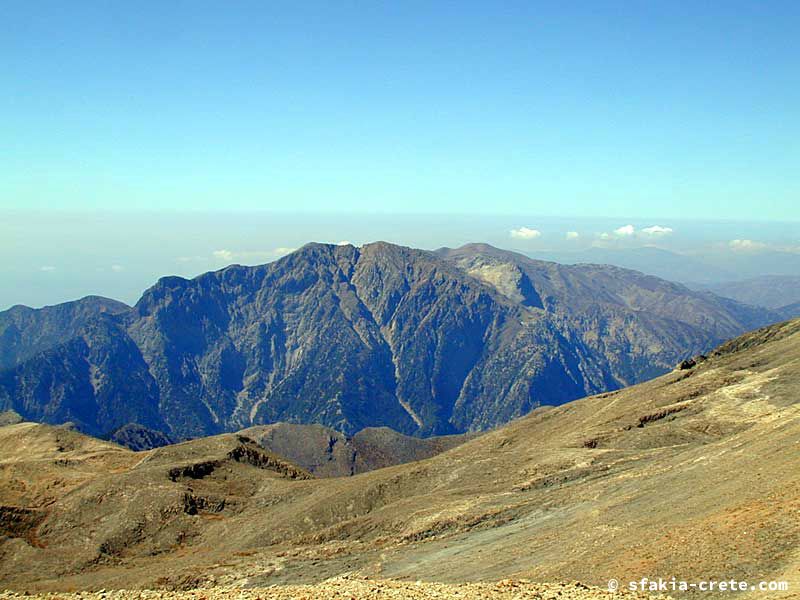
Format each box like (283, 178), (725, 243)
(2, 211), (799, 310)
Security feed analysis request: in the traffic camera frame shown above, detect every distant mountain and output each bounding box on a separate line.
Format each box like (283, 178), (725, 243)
(0, 295), (130, 371)
(698, 275), (800, 309)
(438, 244), (769, 337)
(708, 248), (800, 280)
(533, 246), (800, 288)
(529, 246), (734, 284)
(0, 242), (781, 441)
(777, 301), (800, 320)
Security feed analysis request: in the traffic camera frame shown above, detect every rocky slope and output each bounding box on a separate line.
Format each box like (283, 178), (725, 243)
(1, 318), (798, 597)
(0, 242), (779, 440)
(107, 423), (176, 451)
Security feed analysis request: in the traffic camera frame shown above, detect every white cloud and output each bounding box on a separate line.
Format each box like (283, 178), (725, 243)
(212, 249), (236, 261)
(510, 227), (542, 240)
(565, 231), (580, 240)
(110, 264), (124, 272)
(595, 223), (674, 246)
(39, 265), (56, 272)
(613, 224), (635, 237)
(336, 240), (352, 246)
(641, 225), (674, 237)
(597, 224), (638, 241)
(271, 247), (296, 257)
(729, 239), (767, 252)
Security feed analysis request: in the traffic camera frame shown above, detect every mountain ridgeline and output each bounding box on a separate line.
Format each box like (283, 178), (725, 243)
(0, 242), (779, 441)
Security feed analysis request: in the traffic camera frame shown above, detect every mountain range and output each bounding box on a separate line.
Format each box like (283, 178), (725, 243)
(0, 242), (781, 443)
(531, 246), (737, 284)
(533, 245), (800, 288)
(697, 275), (800, 315)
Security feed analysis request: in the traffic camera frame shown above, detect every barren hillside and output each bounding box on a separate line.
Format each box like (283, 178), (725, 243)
(1, 319), (799, 598)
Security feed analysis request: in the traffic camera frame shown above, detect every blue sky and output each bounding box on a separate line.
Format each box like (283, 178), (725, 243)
(3, 2), (799, 308)
(2, 1), (799, 219)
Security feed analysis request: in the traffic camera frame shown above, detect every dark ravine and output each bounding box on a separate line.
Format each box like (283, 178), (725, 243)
(0, 242), (781, 441)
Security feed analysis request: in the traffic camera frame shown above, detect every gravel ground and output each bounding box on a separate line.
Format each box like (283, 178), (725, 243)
(0, 576), (671, 600)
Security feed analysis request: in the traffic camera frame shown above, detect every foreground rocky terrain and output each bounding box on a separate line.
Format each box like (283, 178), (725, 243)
(0, 576), (670, 599)
(1, 318), (798, 598)
(0, 242), (778, 441)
